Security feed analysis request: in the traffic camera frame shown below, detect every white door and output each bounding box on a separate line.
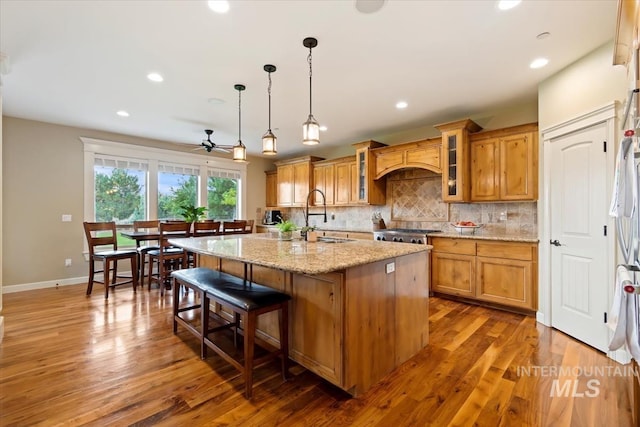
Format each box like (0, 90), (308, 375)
(550, 122), (609, 352)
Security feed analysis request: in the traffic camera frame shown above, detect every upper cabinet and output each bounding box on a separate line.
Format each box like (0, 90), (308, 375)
(435, 119), (482, 203)
(372, 137), (442, 179)
(312, 161), (335, 206)
(353, 140), (387, 205)
(275, 156), (323, 207)
(470, 123), (538, 202)
(265, 170), (278, 208)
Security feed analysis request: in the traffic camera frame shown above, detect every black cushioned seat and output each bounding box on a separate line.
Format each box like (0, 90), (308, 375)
(171, 267), (290, 399)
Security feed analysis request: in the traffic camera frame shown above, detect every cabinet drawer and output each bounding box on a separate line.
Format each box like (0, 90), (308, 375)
(477, 241), (534, 261)
(431, 237), (476, 255)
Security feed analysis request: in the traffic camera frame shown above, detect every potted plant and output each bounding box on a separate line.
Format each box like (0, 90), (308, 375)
(179, 204), (207, 223)
(300, 225), (316, 241)
(275, 219), (297, 241)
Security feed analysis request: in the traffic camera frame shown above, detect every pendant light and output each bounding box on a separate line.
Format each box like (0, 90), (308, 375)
(262, 64), (277, 155)
(302, 37), (320, 145)
(232, 84), (247, 162)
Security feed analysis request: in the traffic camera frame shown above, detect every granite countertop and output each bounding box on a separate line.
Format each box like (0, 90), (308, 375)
(429, 230), (539, 243)
(169, 234), (429, 275)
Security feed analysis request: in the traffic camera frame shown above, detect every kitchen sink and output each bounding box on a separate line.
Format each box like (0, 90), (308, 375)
(316, 236), (355, 243)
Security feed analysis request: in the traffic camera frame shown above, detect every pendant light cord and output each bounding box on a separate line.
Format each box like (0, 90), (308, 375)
(238, 88), (242, 142)
(308, 48), (313, 116)
(268, 71), (272, 132)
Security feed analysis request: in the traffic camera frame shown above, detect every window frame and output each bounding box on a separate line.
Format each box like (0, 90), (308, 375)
(82, 137), (247, 250)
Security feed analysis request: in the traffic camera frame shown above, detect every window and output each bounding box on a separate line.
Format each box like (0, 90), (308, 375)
(207, 168), (240, 220)
(82, 137), (247, 250)
(94, 155), (147, 223)
(157, 163), (199, 220)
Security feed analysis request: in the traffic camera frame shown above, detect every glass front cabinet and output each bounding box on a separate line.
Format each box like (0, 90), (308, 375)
(435, 119), (482, 202)
(352, 140), (387, 205)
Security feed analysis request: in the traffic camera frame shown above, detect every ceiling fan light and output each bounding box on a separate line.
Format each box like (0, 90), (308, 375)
(303, 114), (320, 145)
(232, 141), (246, 162)
(262, 130), (277, 155)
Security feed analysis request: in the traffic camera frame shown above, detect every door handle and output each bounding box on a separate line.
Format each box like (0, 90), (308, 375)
(550, 239), (562, 246)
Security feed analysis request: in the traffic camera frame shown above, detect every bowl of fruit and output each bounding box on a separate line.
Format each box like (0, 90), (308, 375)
(451, 221), (482, 235)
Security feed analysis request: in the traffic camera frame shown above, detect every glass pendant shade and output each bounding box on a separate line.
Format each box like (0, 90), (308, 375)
(302, 114), (320, 145)
(233, 141), (246, 161)
(262, 130), (277, 155)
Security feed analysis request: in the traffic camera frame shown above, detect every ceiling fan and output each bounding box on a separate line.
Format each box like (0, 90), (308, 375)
(198, 129), (232, 153)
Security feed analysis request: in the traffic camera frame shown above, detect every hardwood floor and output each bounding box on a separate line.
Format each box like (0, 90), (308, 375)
(0, 283), (636, 426)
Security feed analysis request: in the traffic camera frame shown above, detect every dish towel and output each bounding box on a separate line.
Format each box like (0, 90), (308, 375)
(609, 136), (636, 218)
(609, 265), (640, 360)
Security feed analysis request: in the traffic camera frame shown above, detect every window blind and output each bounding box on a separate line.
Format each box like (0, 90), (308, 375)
(207, 168), (241, 180)
(158, 162), (199, 176)
(94, 154), (148, 171)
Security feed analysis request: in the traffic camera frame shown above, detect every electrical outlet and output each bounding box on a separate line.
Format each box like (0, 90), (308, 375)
(62, 214), (72, 222)
(65, 258), (72, 267)
(331, 212), (335, 220)
(386, 262), (395, 274)
(499, 211), (508, 221)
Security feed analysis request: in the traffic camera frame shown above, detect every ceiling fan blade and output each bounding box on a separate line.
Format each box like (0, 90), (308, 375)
(212, 146), (231, 154)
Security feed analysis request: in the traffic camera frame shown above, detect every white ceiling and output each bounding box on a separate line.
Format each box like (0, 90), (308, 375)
(0, 0), (617, 158)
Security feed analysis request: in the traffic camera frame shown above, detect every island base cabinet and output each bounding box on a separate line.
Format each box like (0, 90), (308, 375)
(197, 250), (430, 396)
(290, 272), (344, 387)
(476, 256), (533, 310)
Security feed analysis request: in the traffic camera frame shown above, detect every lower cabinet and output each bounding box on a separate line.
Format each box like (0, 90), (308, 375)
(430, 237), (537, 311)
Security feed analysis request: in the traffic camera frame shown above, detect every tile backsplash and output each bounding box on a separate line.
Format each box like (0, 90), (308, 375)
(287, 168), (537, 234)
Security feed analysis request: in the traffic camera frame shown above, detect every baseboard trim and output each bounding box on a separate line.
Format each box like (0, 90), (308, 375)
(2, 276), (88, 294)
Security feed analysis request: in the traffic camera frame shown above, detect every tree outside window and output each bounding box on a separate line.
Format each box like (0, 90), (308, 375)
(207, 177), (237, 220)
(158, 173), (197, 220)
(95, 167), (145, 223)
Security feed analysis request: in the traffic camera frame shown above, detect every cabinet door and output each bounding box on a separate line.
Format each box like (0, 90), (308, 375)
(265, 171), (278, 208)
(292, 161), (311, 206)
(500, 132), (537, 200)
(441, 129), (470, 202)
(290, 272), (343, 386)
(431, 252), (475, 297)
(471, 139), (500, 201)
(276, 164), (293, 206)
(335, 162), (351, 205)
(313, 164), (334, 206)
(476, 256), (534, 309)
(349, 162), (359, 203)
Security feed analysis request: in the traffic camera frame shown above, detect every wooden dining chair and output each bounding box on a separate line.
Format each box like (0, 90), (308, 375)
(83, 221), (139, 299)
(133, 219), (160, 289)
(244, 219), (254, 233)
(147, 221), (191, 295)
(222, 220), (247, 235)
(188, 220), (221, 267)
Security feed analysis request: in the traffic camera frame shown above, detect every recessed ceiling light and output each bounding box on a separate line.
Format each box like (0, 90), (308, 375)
(396, 101), (408, 109)
(497, 0), (521, 10)
(319, 125), (328, 132)
(529, 58), (549, 69)
(355, 0), (385, 14)
(116, 110), (130, 117)
(147, 72), (163, 82)
(208, 0), (230, 13)
(536, 32), (551, 40)
(207, 97), (225, 105)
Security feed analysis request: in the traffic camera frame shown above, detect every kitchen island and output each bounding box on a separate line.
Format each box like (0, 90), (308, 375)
(169, 234), (431, 396)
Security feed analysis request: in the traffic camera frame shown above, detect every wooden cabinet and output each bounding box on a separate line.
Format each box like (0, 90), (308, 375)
(372, 137), (442, 179)
(470, 124), (538, 201)
(312, 161), (335, 206)
(353, 140), (387, 205)
(435, 119), (482, 202)
(290, 272), (344, 386)
(265, 170), (278, 208)
(334, 161), (353, 205)
(430, 237), (538, 311)
(275, 156), (323, 207)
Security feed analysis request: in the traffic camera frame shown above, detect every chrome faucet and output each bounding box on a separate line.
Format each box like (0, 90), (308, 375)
(305, 189), (328, 227)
